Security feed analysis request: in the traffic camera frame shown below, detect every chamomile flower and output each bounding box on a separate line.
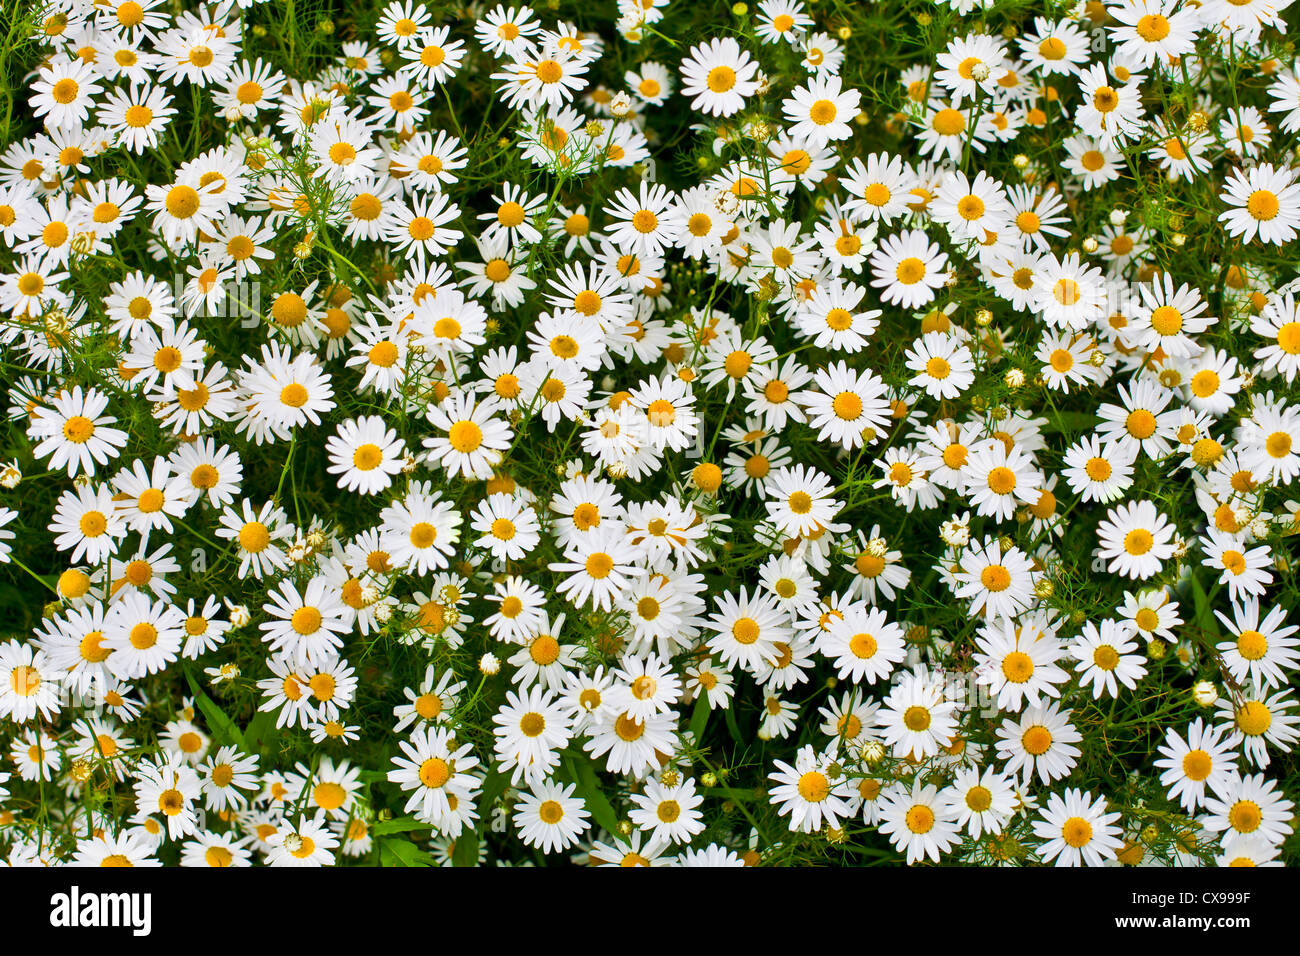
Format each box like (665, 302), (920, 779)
(97, 83), (177, 153)
(30, 59), (102, 130)
(841, 153), (919, 223)
(916, 101), (993, 163)
(30, 386), (128, 479)
(1071, 618), (1148, 699)
(1075, 64), (1145, 147)
(1201, 772), (1294, 846)
(470, 493), (541, 562)
(1215, 684), (1300, 769)
(1251, 293), (1300, 383)
(476, 5), (541, 59)
(766, 744), (852, 834)
(0, 641), (61, 724)
(996, 702), (1082, 785)
(423, 392), (513, 481)
(102, 592), (185, 680)
(878, 780), (962, 864)
(905, 331), (975, 400)
(782, 75), (860, 148)
(804, 361), (892, 450)
(1199, 530), (1272, 602)
(933, 170), (1011, 243)
(629, 775), (705, 845)
(1214, 833), (1281, 867)
(264, 816), (339, 867)
(1183, 346), (1242, 418)
(1019, 17), (1092, 76)
(382, 490), (462, 576)
(387, 725), (481, 826)
(214, 498), (292, 580)
(399, 26), (466, 87)
(213, 58), (286, 121)
(49, 482), (127, 565)
(974, 617), (1070, 711)
(1107, 0), (1198, 69)
(817, 605), (906, 684)
(258, 576), (350, 667)
(514, 779), (590, 854)
(1095, 499), (1177, 580)
(604, 182), (683, 260)
(1032, 788), (1123, 867)
(1219, 163), (1300, 246)
(945, 767), (1016, 839)
(1154, 718), (1238, 813)
(1213, 599), (1300, 692)
(679, 37), (760, 117)
(876, 667), (958, 761)
(953, 537), (1038, 621)
(325, 415), (407, 496)
(457, 234), (538, 309)
(548, 525), (645, 612)
(375, 0), (432, 47)
(964, 440), (1042, 522)
(869, 229), (951, 309)
(386, 192), (463, 265)
(628, 375), (699, 452)
(493, 45), (591, 112)
(235, 342), (337, 443)
(71, 831), (160, 868)
(1128, 274), (1215, 359)
(704, 587), (791, 676)
(763, 463), (842, 539)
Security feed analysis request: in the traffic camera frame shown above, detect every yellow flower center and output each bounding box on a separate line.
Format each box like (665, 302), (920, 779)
(797, 771), (830, 802)
(706, 65), (736, 93)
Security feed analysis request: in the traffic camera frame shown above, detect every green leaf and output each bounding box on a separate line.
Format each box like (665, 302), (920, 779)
(723, 701), (744, 744)
(1190, 574), (1221, 637)
(370, 816), (435, 836)
(378, 837), (435, 867)
(184, 671), (245, 749)
(241, 710), (275, 755)
(563, 755), (620, 837)
(477, 768), (509, 813)
(1042, 411), (1099, 434)
(689, 695), (709, 742)
(700, 785), (757, 802)
(451, 831), (479, 867)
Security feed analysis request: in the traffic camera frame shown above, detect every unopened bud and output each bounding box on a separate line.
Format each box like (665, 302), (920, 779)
(1192, 680), (1218, 707)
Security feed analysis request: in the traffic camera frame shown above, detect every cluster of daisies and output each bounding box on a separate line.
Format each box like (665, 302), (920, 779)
(0, 0), (1298, 868)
